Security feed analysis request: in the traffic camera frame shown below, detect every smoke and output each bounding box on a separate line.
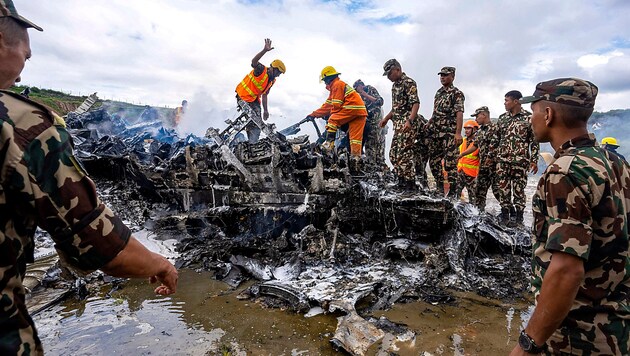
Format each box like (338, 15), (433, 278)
(175, 89), (238, 137)
(590, 110), (630, 158)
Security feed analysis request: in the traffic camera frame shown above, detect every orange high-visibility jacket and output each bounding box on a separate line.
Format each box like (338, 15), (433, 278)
(309, 78), (367, 119)
(457, 138), (480, 177)
(175, 106), (184, 125)
(236, 67), (275, 103)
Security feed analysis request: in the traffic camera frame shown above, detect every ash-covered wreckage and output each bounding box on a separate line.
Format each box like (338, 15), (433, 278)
(31, 98), (532, 355)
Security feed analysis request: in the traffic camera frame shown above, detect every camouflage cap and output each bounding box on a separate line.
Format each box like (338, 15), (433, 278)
(0, 0), (42, 31)
(471, 106), (489, 117)
(438, 66), (456, 75)
(383, 59), (400, 76)
(353, 79), (365, 88)
(519, 78), (598, 108)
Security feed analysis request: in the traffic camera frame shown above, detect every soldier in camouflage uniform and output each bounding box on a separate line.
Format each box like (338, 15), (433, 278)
(379, 59), (423, 191)
(493, 90), (539, 225)
(469, 106), (500, 212)
(353, 79), (386, 169)
(426, 67), (465, 198)
(510, 78), (629, 356)
(0, 3), (178, 355)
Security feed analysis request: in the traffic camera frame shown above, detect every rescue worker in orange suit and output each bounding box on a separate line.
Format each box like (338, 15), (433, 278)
(306, 66), (367, 165)
(455, 120), (480, 204)
(174, 99), (187, 126)
(235, 38), (286, 143)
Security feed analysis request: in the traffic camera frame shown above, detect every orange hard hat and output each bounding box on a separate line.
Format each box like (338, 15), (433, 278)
(463, 120), (479, 129)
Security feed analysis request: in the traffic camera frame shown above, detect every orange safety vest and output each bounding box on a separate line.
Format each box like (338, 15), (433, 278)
(457, 138), (480, 177)
(235, 67), (275, 103)
(175, 106), (184, 125)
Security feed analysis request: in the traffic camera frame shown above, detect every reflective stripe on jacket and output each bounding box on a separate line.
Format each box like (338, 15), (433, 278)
(310, 77), (368, 119)
(236, 67), (275, 103)
(458, 137), (480, 177)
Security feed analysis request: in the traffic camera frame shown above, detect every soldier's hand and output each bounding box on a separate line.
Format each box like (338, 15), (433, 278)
(402, 120), (412, 133)
(263, 111), (269, 121)
(150, 256), (178, 296)
(454, 133), (463, 146)
(530, 162), (538, 174)
(378, 118), (388, 128)
(264, 38), (274, 52)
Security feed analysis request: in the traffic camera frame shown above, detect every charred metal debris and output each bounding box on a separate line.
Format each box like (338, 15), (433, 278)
(60, 102), (533, 354)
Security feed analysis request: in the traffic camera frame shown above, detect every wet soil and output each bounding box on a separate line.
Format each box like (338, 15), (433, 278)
(34, 269), (533, 355)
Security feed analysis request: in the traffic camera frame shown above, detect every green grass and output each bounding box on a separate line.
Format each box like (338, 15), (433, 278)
(8, 85), (99, 115)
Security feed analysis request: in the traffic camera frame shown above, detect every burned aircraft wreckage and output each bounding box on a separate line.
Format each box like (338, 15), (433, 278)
(31, 99), (533, 354)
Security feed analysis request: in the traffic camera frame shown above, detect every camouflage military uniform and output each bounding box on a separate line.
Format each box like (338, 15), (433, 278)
(531, 134), (629, 355)
(493, 108), (539, 214)
(474, 122), (499, 210)
(389, 73), (421, 181)
(456, 168), (477, 204)
(359, 85), (385, 168)
(0, 91), (132, 355)
(426, 84), (465, 193)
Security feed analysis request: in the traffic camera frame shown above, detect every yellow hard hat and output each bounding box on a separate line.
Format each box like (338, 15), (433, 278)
(320, 66), (340, 82)
(270, 59), (286, 73)
(601, 137), (619, 146)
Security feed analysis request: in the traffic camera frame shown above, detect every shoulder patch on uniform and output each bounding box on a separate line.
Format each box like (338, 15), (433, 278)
(52, 112), (66, 128)
(69, 155), (88, 178)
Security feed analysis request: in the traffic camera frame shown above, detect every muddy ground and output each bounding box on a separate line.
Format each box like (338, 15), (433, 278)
(28, 175), (538, 355)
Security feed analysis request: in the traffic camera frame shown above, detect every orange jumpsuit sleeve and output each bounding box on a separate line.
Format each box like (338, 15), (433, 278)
(310, 80), (344, 118)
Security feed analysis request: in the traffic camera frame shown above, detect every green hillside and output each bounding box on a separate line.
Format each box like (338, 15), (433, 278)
(8, 85), (96, 115)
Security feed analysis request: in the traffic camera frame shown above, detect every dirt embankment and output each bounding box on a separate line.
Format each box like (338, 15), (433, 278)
(8, 85), (92, 115)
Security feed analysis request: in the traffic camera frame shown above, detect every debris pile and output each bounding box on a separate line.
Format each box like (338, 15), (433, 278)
(31, 103), (533, 354)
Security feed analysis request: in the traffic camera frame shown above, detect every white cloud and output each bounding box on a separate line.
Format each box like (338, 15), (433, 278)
(577, 50), (624, 69)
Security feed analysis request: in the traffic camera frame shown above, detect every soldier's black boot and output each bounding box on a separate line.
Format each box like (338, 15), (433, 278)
(447, 182), (459, 200)
(514, 209), (524, 226)
(500, 207), (510, 225)
(396, 178), (414, 192)
(509, 206), (517, 221)
(405, 179), (418, 192)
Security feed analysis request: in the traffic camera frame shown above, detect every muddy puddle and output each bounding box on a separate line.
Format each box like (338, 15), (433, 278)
(34, 268), (533, 355)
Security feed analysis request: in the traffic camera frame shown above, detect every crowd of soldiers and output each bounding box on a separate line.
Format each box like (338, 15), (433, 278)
(376, 59), (541, 227)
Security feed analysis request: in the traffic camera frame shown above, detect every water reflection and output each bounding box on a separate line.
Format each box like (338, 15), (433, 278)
(33, 264), (532, 355)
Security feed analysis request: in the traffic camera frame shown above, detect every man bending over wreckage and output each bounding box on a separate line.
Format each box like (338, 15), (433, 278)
(0, 1), (178, 354)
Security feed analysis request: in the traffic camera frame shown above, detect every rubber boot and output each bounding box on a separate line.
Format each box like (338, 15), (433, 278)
(446, 182), (459, 200)
(349, 155), (362, 173)
(500, 207), (510, 225)
(509, 206), (517, 221)
(405, 179), (418, 192)
(396, 178), (415, 192)
(321, 132), (335, 155)
(514, 209), (524, 225)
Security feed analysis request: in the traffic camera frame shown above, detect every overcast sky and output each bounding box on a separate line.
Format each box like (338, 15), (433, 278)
(17, 0), (630, 137)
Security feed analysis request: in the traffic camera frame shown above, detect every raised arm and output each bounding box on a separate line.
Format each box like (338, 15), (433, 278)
(251, 38), (274, 68)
